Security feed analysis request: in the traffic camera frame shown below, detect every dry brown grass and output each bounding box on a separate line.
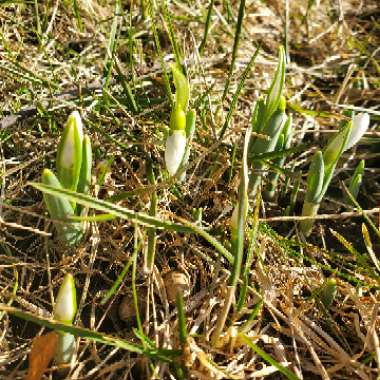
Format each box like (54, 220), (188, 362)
(0, 0), (380, 379)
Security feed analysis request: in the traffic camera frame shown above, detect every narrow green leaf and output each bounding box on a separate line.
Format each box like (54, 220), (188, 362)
(144, 160), (157, 274)
(41, 169), (83, 246)
(322, 122), (351, 188)
(77, 135), (92, 196)
(198, 0), (215, 55)
(263, 46), (286, 124)
(251, 99), (265, 134)
(162, 0), (182, 68)
(264, 118), (291, 201)
(171, 63), (190, 111)
(238, 332), (300, 380)
(0, 304), (180, 362)
(346, 159), (365, 203)
(146, 0), (173, 105)
(103, 0), (121, 92)
(219, 45), (260, 140)
(249, 108), (287, 195)
(176, 292), (187, 345)
(221, 0), (246, 102)
(305, 150), (324, 203)
(101, 254), (134, 305)
(250, 109), (287, 156)
(237, 190), (261, 311)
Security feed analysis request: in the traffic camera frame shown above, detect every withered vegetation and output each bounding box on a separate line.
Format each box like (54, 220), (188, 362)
(0, 1), (379, 379)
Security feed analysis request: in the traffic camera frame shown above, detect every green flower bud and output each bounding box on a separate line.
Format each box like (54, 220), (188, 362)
(170, 105), (186, 131)
(318, 278), (337, 308)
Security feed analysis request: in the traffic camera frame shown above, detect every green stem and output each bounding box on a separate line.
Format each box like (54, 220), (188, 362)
(299, 201), (320, 237)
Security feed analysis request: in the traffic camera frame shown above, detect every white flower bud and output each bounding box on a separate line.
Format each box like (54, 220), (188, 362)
(56, 111), (83, 191)
(165, 130), (187, 176)
(60, 111), (83, 169)
(344, 112), (370, 152)
(53, 273), (77, 324)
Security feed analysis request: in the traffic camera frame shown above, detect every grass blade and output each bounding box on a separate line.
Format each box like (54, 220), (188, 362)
(219, 44), (260, 140)
(238, 332), (300, 380)
(221, 0), (246, 102)
(0, 304), (180, 362)
(199, 0), (215, 55)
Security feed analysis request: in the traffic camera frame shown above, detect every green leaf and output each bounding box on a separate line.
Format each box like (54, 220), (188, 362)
(263, 46), (286, 124)
(347, 159), (365, 203)
(317, 278), (337, 308)
(171, 63), (189, 111)
(305, 150), (324, 203)
(321, 123), (351, 199)
(250, 109), (287, 156)
(0, 304), (180, 362)
(185, 109), (196, 139)
(77, 135), (92, 196)
(41, 169), (83, 246)
(251, 99), (265, 134)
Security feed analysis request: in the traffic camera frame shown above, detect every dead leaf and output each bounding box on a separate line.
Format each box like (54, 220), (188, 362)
(25, 331), (58, 380)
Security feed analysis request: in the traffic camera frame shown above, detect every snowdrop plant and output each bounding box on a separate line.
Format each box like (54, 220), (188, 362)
(249, 46), (288, 196)
(164, 64), (196, 178)
(53, 273), (77, 365)
(42, 111), (92, 246)
(300, 113), (370, 236)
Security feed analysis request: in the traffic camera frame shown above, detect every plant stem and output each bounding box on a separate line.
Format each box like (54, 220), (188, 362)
(300, 201), (320, 236)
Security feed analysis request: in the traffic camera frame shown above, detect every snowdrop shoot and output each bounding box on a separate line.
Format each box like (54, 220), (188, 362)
(53, 273), (77, 365)
(41, 111), (93, 246)
(300, 113), (370, 236)
(164, 64), (190, 177)
(249, 46), (288, 196)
